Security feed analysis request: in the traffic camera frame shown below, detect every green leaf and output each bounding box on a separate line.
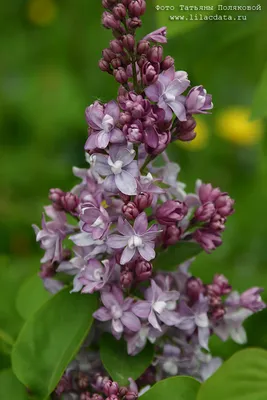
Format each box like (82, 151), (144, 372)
(16, 274), (52, 320)
(156, 0), (225, 36)
(140, 376), (200, 400)
(197, 348), (267, 400)
(154, 241), (202, 271)
(0, 369), (29, 399)
(100, 334), (154, 386)
(12, 288), (98, 399)
(251, 63), (267, 120)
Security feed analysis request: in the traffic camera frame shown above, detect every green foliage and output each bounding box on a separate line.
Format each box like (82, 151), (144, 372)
(140, 376), (200, 400)
(100, 334), (154, 386)
(197, 348), (267, 400)
(0, 369), (29, 400)
(16, 274), (52, 320)
(12, 288), (98, 398)
(251, 63), (267, 120)
(154, 241), (202, 271)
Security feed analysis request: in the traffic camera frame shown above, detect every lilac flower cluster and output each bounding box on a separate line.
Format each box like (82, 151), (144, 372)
(33, 0), (265, 397)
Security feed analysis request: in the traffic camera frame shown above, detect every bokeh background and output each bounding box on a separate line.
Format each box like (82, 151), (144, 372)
(1, 0), (267, 370)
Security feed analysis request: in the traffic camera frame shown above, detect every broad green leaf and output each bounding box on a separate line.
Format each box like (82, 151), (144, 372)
(156, 0), (225, 36)
(100, 334), (154, 386)
(197, 348), (267, 400)
(154, 241), (202, 271)
(16, 273), (52, 320)
(140, 376), (200, 400)
(0, 369), (29, 399)
(251, 63), (267, 120)
(12, 288), (98, 399)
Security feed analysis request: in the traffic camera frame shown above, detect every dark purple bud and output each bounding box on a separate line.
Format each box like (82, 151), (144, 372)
(211, 306), (225, 320)
(214, 194), (235, 217)
(142, 61), (158, 86)
(40, 261), (56, 279)
(125, 392), (138, 400)
(49, 188), (65, 210)
(195, 202), (215, 222)
(119, 387), (129, 397)
(122, 201), (139, 220)
(55, 374), (72, 396)
(209, 213), (226, 231)
(176, 116), (197, 142)
(162, 225), (182, 246)
(61, 193), (79, 213)
(156, 200), (188, 226)
(127, 17), (142, 29)
(114, 67), (128, 84)
(161, 55), (174, 70)
(102, 11), (121, 30)
(137, 40), (150, 55)
(99, 58), (112, 73)
(110, 39), (124, 53)
(135, 260), (152, 281)
(208, 292), (222, 307)
(113, 4), (127, 20)
(94, 375), (110, 392)
(128, 0), (146, 17)
(102, 48), (116, 62)
(91, 395), (104, 400)
(137, 54), (147, 68)
(104, 380), (119, 396)
(119, 192), (131, 203)
(119, 112), (132, 125)
(106, 396), (119, 400)
(111, 57), (122, 69)
(198, 183), (221, 204)
(120, 270), (134, 288)
(77, 373), (89, 390)
(122, 34), (135, 51)
(80, 393), (91, 400)
(147, 45), (163, 63)
(126, 123), (143, 143)
(102, 0), (117, 8)
(134, 192), (153, 211)
(193, 229), (222, 253)
(213, 274), (232, 295)
(186, 277), (204, 302)
(240, 287), (266, 312)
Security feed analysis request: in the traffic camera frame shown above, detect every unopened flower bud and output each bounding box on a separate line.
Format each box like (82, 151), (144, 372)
(120, 270), (134, 288)
(186, 277), (204, 302)
(114, 67), (128, 84)
(161, 56), (174, 70)
(126, 123), (143, 143)
(122, 34), (135, 51)
(195, 202), (215, 222)
(110, 39), (123, 53)
(102, 48), (116, 62)
(119, 192), (131, 203)
(113, 4), (127, 20)
(162, 225), (182, 246)
(102, 0), (117, 8)
(125, 392), (138, 400)
(99, 59), (112, 73)
(77, 373), (89, 390)
(111, 57), (122, 68)
(176, 116), (197, 142)
(49, 188), (65, 210)
(156, 200), (188, 226)
(91, 395), (104, 400)
(104, 380), (119, 396)
(214, 194), (235, 217)
(80, 393), (91, 400)
(211, 306), (225, 320)
(128, 0), (146, 17)
(240, 287), (266, 312)
(102, 11), (121, 30)
(61, 193), (79, 212)
(122, 201), (139, 219)
(147, 45), (163, 63)
(209, 213), (226, 231)
(213, 274), (231, 295)
(137, 40), (150, 55)
(119, 112), (132, 125)
(135, 260), (152, 281)
(134, 192), (153, 210)
(142, 61), (158, 86)
(127, 17), (142, 29)
(119, 387), (128, 397)
(40, 261), (56, 279)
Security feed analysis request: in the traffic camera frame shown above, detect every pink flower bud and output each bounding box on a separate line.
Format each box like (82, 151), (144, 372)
(114, 67), (128, 84)
(211, 306), (225, 320)
(98, 59), (112, 73)
(77, 373), (89, 390)
(161, 55), (174, 70)
(147, 45), (163, 63)
(120, 270), (134, 288)
(111, 57), (122, 68)
(91, 395), (104, 400)
(137, 40), (150, 55)
(186, 277), (204, 302)
(122, 201), (139, 219)
(119, 387), (128, 397)
(176, 116), (197, 142)
(113, 4), (127, 20)
(40, 261), (56, 279)
(61, 193), (79, 212)
(135, 260), (152, 281)
(102, 11), (121, 30)
(134, 192), (153, 210)
(162, 225), (182, 246)
(122, 34), (135, 51)
(142, 61), (158, 86)
(80, 392), (91, 400)
(156, 200), (188, 226)
(110, 39), (124, 53)
(125, 392), (138, 400)
(195, 202), (215, 222)
(209, 213), (226, 231)
(125, 123), (143, 143)
(104, 380), (119, 396)
(119, 112), (132, 125)
(127, 17), (142, 29)
(49, 188), (65, 210)
(102, 48), (116, 62)
(128, 0), (146, 17)
(213, 274), (231, 295)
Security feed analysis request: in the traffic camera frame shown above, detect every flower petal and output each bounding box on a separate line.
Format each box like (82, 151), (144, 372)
(132, 301), (151, 319)
(97, 130), (110, 149)
(121, 312), (141, 332)
(93, 307), (111, 321)
(115, 171), (137, 195)
(134, 212), (148, 235)
(120, 246), (135, 265)
(105, 100), (120, 122)
(107, 234), (128, 249)
(138, 243), (155, 262)
(94, 154), (112, 176)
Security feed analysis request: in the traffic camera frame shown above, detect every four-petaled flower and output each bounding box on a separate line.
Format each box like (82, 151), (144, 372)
(80, 202), (111, 240)
(78, 258), (114, 294)
(107, 213), (161, 265)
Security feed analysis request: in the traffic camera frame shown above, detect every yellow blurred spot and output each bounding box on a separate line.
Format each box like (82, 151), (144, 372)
(101, 200), (108, 209)
(177, 117), (209, 151)
(216, 107), (263, 146)
(27, 0), (57, 26)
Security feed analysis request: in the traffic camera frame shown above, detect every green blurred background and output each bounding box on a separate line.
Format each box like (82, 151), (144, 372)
(1, 0), (267, 370)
